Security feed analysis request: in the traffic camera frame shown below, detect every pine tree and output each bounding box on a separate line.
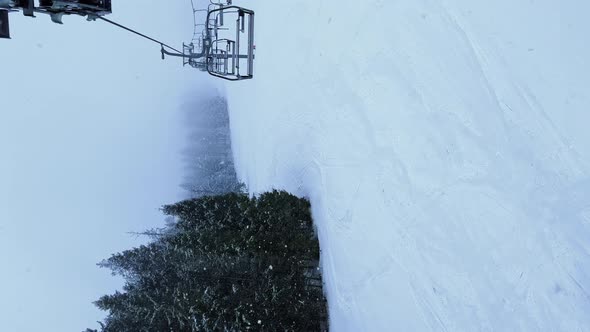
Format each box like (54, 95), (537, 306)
(93, 191), (327, 331)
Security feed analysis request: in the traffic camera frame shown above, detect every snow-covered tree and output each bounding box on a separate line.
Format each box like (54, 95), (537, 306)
(92, 191), (327, 331)
(180, 95), (243, 198)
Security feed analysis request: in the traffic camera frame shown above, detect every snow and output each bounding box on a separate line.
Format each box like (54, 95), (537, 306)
(225, 1), (590, 330)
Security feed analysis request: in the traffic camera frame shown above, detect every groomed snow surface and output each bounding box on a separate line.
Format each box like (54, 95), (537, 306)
(225, 1), (590, 331)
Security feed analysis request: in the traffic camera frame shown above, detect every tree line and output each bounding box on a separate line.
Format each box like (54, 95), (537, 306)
(180, 95), (242, 198)
(86, 191), (328, 331)
(85, 94), (327, 331)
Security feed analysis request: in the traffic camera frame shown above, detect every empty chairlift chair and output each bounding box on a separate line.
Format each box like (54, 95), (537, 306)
(206, 5), (254, 80)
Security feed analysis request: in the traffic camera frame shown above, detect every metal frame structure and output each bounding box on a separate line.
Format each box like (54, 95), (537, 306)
(205, 5), (254, 80)
(2, 0), (255, 81)
(162, 0), (255, 81)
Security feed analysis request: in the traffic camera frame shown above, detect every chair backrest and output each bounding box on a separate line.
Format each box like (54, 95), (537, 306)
(0, 10), (9, 39)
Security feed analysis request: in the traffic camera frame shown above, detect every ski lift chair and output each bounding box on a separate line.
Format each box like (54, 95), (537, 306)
(206, 6), (254, 80)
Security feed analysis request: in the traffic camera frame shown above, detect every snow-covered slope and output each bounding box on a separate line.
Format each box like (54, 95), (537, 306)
(226, 1), (590, 330)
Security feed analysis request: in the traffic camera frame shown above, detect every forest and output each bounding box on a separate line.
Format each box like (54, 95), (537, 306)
(86, 96), (328, 331)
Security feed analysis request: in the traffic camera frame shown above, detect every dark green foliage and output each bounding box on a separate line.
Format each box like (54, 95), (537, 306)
(91, 191), (328, 332)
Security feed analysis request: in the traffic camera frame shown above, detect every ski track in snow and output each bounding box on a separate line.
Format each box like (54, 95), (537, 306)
(226, 1), (590, 331)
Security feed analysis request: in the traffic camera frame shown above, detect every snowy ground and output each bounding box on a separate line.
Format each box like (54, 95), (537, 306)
(226, 1), (590, 331)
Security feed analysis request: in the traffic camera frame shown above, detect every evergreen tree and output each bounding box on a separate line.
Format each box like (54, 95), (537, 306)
(180, 96), (242, 198)
(91, 191), (327, 331)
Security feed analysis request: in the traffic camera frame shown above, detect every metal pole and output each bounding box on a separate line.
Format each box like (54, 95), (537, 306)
(247, 12), (254, 77)
(235, 17), (240, 74)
